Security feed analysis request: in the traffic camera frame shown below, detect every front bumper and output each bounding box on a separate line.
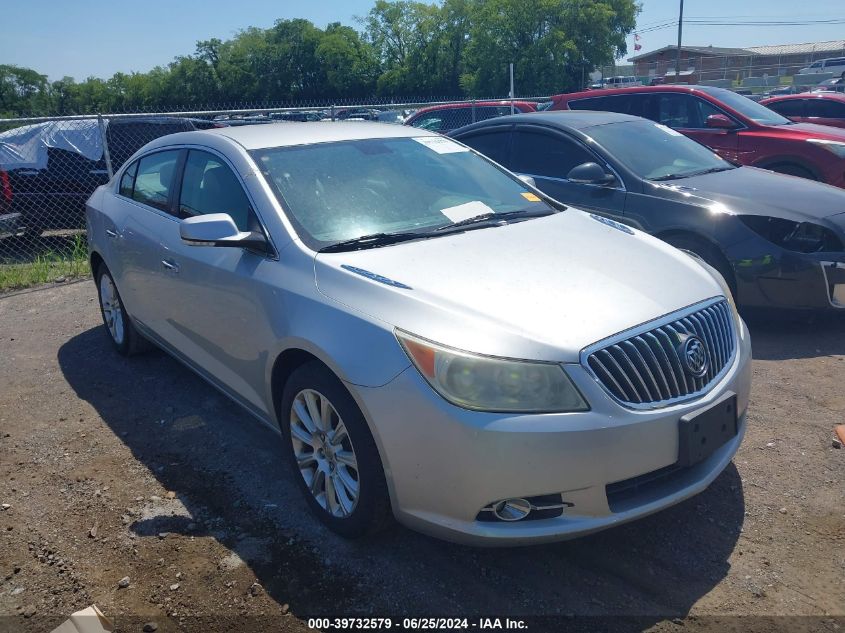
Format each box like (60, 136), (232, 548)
(0, 212), (22, 235)
(353, 318), (752, 546)
(735, 250), (845, 310)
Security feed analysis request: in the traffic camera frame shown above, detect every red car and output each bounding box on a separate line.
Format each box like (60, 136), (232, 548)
(548, 85), (845, 188)
(760, 92), (845, 129)
(405, 100), (539, 133)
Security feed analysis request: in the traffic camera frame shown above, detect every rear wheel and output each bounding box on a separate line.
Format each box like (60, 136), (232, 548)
(663, 234), (737, 300)
(279, 361), (391, 538)
(95, 264), (149, 356)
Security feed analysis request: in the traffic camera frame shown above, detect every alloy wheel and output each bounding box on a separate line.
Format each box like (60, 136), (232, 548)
(289, 389), (360, 517)
(99, 273), (125, 345)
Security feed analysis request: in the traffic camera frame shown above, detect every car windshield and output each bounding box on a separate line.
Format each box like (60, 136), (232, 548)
(585, 119), (736, 180)
(252, 136), (555, 248)
(707, 87), (792, 125)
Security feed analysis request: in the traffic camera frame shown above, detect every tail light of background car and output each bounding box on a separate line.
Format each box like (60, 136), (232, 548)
(0, 170), (12, 213)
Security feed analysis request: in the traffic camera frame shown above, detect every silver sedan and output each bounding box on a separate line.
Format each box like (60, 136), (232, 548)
(86, 122), (752, 545)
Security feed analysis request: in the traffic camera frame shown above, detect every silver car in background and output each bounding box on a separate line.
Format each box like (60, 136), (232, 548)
(86, 123), (751, 545)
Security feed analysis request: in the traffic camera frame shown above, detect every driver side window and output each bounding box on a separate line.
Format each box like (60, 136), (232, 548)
(179, 150), (254, 232)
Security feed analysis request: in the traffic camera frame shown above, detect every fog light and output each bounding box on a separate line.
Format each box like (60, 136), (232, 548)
(492, 498), (531, 521)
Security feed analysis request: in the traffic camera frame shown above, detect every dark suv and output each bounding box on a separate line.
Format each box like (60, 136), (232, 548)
(549, 85), (845, 188)
(0, 116), (216, 235)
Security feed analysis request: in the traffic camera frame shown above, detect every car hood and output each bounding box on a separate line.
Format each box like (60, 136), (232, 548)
(773, 121), (845, 140)
(651, 166), (845, 222)
(314, 210), (725, 362)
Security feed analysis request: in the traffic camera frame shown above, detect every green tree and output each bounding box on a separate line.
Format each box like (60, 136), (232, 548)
(461, 0), (638, 96)
(317, 23), (379, 97)
(1, 0), (640, 116)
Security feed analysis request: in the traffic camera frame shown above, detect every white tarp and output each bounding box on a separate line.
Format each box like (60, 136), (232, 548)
(0, 120), (103, 171)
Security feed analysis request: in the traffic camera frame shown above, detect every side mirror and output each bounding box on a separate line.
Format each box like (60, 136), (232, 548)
(180, 213), (269, 252)
(566, 162), (616, 186)
(517, 174), (536, 188)
(705, 114), (737, 130)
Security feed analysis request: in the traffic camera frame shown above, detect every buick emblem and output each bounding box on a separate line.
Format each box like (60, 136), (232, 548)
(679, 335), (708, 378)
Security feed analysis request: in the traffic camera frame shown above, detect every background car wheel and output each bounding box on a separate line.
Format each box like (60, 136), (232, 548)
(663, 234), (737, 300)
(768, 163), (816, 181)
(279, 361), (391, 538)
(95, 264), (150, 356)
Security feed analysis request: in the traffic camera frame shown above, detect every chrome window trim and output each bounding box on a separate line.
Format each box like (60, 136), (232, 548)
(579, 296), (738, 410)
(519, 170), (627, 193)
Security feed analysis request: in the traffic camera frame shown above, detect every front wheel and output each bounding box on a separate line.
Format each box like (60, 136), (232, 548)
(279, 361), (391, 538)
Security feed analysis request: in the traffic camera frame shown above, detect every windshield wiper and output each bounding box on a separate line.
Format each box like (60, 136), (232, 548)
(319, 231), (428, 253)
(434, 208), (556, 232)
(649, 166), (733, 181)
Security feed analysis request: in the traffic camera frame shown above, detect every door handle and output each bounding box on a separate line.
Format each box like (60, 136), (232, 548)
(105, 229), (119, 239)
(161, 259), (180, 274)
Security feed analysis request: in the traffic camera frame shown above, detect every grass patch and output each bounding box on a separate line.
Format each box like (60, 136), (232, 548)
(0, 235), (89, 292)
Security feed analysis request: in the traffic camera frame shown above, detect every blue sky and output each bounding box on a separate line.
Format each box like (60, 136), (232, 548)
(1, 0), (843, 80)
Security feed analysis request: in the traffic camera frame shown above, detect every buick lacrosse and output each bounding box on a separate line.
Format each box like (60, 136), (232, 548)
(86, 122), (751, 545)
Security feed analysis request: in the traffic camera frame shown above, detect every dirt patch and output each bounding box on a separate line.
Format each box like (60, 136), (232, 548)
(0, 281), (843, 632)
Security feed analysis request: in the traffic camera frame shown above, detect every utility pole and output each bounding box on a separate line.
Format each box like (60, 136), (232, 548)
(675, 0), (684, 81)
(509, 63), (515, 114)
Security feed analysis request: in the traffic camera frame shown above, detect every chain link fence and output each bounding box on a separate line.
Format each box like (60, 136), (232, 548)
(0, 96), (547, 287)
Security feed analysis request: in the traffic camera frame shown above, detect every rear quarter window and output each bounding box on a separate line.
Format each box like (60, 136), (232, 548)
(118, 161), (138, 197)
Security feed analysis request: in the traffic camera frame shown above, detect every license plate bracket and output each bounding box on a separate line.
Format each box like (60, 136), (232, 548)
(678, 392), (737, 468)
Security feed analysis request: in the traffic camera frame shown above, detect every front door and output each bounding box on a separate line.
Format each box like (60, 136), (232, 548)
(152, 149), (277, 415)
(650, 93), (741, 162)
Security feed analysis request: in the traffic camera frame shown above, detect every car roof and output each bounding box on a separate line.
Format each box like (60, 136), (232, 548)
(173, 121), (441, 150)
(411, 101), (538, 115)
(450, 110), (642, 135)
(761, 92), (845, 104)
(551, 84), (734, 102)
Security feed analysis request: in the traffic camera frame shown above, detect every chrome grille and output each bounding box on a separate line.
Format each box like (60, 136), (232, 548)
(584, 300), (736, 408)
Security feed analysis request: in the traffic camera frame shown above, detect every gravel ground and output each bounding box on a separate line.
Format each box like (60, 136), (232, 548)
(0, 279), (843, 633)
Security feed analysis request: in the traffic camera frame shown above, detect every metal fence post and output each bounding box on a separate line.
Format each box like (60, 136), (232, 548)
(97, 114), (113, 179)
(471, 99), (476, 124)
(331, 104), (336, 121)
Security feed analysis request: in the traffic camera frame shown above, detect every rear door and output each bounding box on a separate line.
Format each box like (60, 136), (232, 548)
(104, 149), (183, 326)
(453, 125), (513, 166)
(804, 99), (845, 128)
(509, 126), (626, 218)
(764, 98), (807, 123)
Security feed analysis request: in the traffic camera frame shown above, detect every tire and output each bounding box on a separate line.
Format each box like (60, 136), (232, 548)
(95, 263), (149, 356)
(768, 163), (816, 181)
(664, 234), (737, 300)
(279, 361), (391, 538)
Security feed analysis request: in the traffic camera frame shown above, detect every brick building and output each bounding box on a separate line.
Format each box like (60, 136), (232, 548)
(628, 40), (845, 84)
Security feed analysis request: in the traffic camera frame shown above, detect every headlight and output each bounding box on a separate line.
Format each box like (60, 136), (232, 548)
(396, 331), (589, 413)
(806, 138), (845, 159)
(739, 216), (844, 253)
